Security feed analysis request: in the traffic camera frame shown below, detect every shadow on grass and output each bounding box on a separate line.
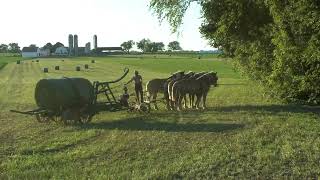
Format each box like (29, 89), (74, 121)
(218, 83), (247, 86)
(210, 104), (320, 115)
(148, 104), (320, 118)
(20, 134), (101, 155)
(80, 117), (244, 133)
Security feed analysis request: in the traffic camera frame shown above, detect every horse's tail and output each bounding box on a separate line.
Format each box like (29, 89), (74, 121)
(172, 84), (178, 102)
(168, 83), (172, 100)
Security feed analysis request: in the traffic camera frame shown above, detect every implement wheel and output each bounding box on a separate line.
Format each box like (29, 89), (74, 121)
(36, 113), (53, 123)
(79, 113), (93, 124)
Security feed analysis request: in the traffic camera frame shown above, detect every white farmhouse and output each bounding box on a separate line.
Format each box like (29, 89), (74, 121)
(55, 47), (68, 56)
(21, 47), (40, 58)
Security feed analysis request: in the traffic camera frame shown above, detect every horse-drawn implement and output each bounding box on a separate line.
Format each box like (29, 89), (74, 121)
(11, 68), (131, 124)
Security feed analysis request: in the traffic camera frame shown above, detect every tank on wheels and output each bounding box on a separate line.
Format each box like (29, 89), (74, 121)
(10, 68), (130, 124)
(34, 77), (95, 123)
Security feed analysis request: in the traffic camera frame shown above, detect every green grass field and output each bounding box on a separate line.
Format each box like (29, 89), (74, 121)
(1, 55), (320, 179)
(0, 56), (23, 71)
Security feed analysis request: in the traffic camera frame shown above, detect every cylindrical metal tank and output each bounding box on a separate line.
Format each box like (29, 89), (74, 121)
(74, 34), (79, 56)
(34, 78), (94, 111)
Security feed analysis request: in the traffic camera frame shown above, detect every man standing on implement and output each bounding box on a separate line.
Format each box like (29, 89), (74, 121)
(125, 70), (144, 103)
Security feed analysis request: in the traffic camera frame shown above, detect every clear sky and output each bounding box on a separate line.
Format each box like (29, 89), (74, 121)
(0, 0), (214, 51)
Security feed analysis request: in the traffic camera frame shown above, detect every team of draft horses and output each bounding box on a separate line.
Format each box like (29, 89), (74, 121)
(125, 71), (218, 111)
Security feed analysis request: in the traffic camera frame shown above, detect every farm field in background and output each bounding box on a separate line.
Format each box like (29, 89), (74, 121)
(0, 55), (320, 179)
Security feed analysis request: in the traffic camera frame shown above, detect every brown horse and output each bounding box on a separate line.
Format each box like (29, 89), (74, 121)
(146, 71), (184, 110)
(172, 72), (218, 110)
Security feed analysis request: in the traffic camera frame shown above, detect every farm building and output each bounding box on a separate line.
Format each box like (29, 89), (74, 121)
(21, 47), (40, 58)
(39, 48), (50, 56)
(54, 47), (69, 56)
(94, 47), (123, 55)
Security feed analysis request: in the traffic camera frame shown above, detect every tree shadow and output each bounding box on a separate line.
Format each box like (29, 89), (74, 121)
(137, 104), (320, 121)
(209, 104), (320, 115)
(79, 117), (244, 133)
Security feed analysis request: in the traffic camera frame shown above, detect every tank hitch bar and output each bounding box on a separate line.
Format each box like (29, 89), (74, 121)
(10, 108), (47, 115)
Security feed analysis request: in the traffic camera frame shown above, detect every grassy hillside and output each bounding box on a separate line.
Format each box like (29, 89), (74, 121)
(0, 56), (319, 179)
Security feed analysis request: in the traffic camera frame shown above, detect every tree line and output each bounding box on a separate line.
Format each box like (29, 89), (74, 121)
(2, 40), (181, 54)
(0, 43), (21, 53)
(41, 42), (64, 53)
(121, 39), (182, 53)
(0, 42), (65, 54)
(150, 0), (320, 104)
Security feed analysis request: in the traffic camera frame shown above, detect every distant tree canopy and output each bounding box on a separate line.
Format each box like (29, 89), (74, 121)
(150, 0), (320, 104)
(151, 42), (165, 52)
(137, 39), (165, 52)
(42, 43), (53, 53)
(137, 38), (152, 52)
(0, 44), (9, 53)
(52, 42), (64, 53)
(121, 40), (135, 53)
(8, 43), (21, 53)
(168, 41), (182, 51)
(29, 44), (37, 49)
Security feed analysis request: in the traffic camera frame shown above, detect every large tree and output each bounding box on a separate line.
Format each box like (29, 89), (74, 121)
(121, 40), (135, 53)
(151, 42), (165, 52)
(42, 43), (53, 53)
(137, 38), (152, 52)
(29, 44), (37, 49)
(150, 0), (320, 104)
(0, 44), (8, 53)
(168, 41), (182, 51)
(137, 39), (165, 52)
(8, 43), (21, 53)
(52, 42), (64, 53)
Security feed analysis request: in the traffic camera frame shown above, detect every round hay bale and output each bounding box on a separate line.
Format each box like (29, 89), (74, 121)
(85, 64), (89, 69)
(55, 66), (60, 70)
(61, 59), (65, 62)
(36, 60), (39, 62)
(16, 60), (21, 64)
(91, 60), (95, 63)
(34, 78), (94, 111)
(76, 66), (81, 71)
(43, 68), (49, 73)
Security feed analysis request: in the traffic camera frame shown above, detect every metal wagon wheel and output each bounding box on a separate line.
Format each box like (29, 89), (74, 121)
(78, 104), (95, 124)
(36, 113), (53, 123)
(79, 113), (93, 124)
(141, 102), (151, 113)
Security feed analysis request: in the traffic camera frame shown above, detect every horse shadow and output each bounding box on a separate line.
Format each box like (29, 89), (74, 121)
(78, 104), (319, 133)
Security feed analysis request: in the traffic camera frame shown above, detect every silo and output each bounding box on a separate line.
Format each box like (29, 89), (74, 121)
(74, 34), (78, 56)
(68, 34), (74, 56)
(93, 35), (97, 50)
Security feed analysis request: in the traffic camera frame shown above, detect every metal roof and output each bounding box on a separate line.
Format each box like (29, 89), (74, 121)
(22, 47), (38, 52)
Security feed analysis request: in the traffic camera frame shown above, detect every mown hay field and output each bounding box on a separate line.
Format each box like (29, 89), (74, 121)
(0, 55), (320, 179)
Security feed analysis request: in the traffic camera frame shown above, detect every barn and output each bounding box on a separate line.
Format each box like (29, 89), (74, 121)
(54, 47), (68, 56)
(21, 47), (40, 58)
